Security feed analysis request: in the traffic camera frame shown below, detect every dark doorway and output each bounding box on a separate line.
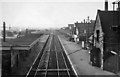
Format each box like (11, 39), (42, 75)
(95, 48), (101, 67)
(90, 47), (101, 67)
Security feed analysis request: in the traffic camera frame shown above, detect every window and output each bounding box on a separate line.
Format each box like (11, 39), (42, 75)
(96, 30), (100, 42)
(111, 25), (118, 32)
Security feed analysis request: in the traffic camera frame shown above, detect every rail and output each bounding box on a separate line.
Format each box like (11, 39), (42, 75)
(26, 34), (50, 77)
(26, 34), (77, 77)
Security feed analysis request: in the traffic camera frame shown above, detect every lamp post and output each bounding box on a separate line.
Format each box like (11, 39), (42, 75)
(87, 16), (90, 49)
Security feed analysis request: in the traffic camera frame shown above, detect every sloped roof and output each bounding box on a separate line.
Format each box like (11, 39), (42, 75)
(0, 33), (42, 47)
(9, 33), (42, 46)
(75, 22), (95, 36)
(75, 22), (94, 30)
(96, 10), (120, 52)
(98, 10), (119, 34)
(68, 24), (74, 28)
(0, 40), (11, 47)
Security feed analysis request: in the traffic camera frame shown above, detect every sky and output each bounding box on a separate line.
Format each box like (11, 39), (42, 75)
(0, 0), (118, 30)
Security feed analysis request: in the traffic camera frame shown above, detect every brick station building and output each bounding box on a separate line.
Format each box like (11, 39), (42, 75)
(90, 0), (120, 73)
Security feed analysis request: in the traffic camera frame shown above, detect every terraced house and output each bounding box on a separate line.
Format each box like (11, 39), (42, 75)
(90, 0), (120, 73)
(74, 20), (95, 48)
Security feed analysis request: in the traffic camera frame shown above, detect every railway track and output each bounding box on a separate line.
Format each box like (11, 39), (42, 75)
(26, 34), (77, 77)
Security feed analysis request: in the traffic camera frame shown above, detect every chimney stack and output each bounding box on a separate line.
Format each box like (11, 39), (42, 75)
(87, 16), (90, 23)
(105, 0), (108, 11)
(84, 19), (85, 23)
(76, 21), (78, 23)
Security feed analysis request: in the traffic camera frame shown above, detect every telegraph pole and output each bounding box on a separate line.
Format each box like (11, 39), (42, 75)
(3, 22), (6, 42)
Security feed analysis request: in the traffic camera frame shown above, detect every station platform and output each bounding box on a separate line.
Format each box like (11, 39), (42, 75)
(39, 34), (49, 43)
(59, 35), (118, 76)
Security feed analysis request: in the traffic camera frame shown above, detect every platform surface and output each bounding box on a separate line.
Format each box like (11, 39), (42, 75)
(59, 35), (117, 76)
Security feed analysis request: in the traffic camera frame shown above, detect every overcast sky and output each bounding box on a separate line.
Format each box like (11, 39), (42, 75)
(0, 0), (118, 29)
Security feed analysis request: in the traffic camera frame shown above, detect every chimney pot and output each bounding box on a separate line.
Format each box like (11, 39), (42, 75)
(84, 19), (85, 23)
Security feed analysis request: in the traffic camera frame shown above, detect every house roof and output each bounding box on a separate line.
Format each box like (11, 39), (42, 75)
(95, 10), (120, 52)
(96, 10), (119, 43)
(68, 24), (76, 34)
(68, 24), (74, 27)
(75, 21), (95, 36)
(75, 22), (94, 31)
(97, 10), (119, 34)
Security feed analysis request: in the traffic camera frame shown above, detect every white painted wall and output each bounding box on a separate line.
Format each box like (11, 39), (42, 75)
(94, 14), (104, 69)
(76, 28), (79, 35)
(73, 34), (77, 42)
(94, 14), (104, 48)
